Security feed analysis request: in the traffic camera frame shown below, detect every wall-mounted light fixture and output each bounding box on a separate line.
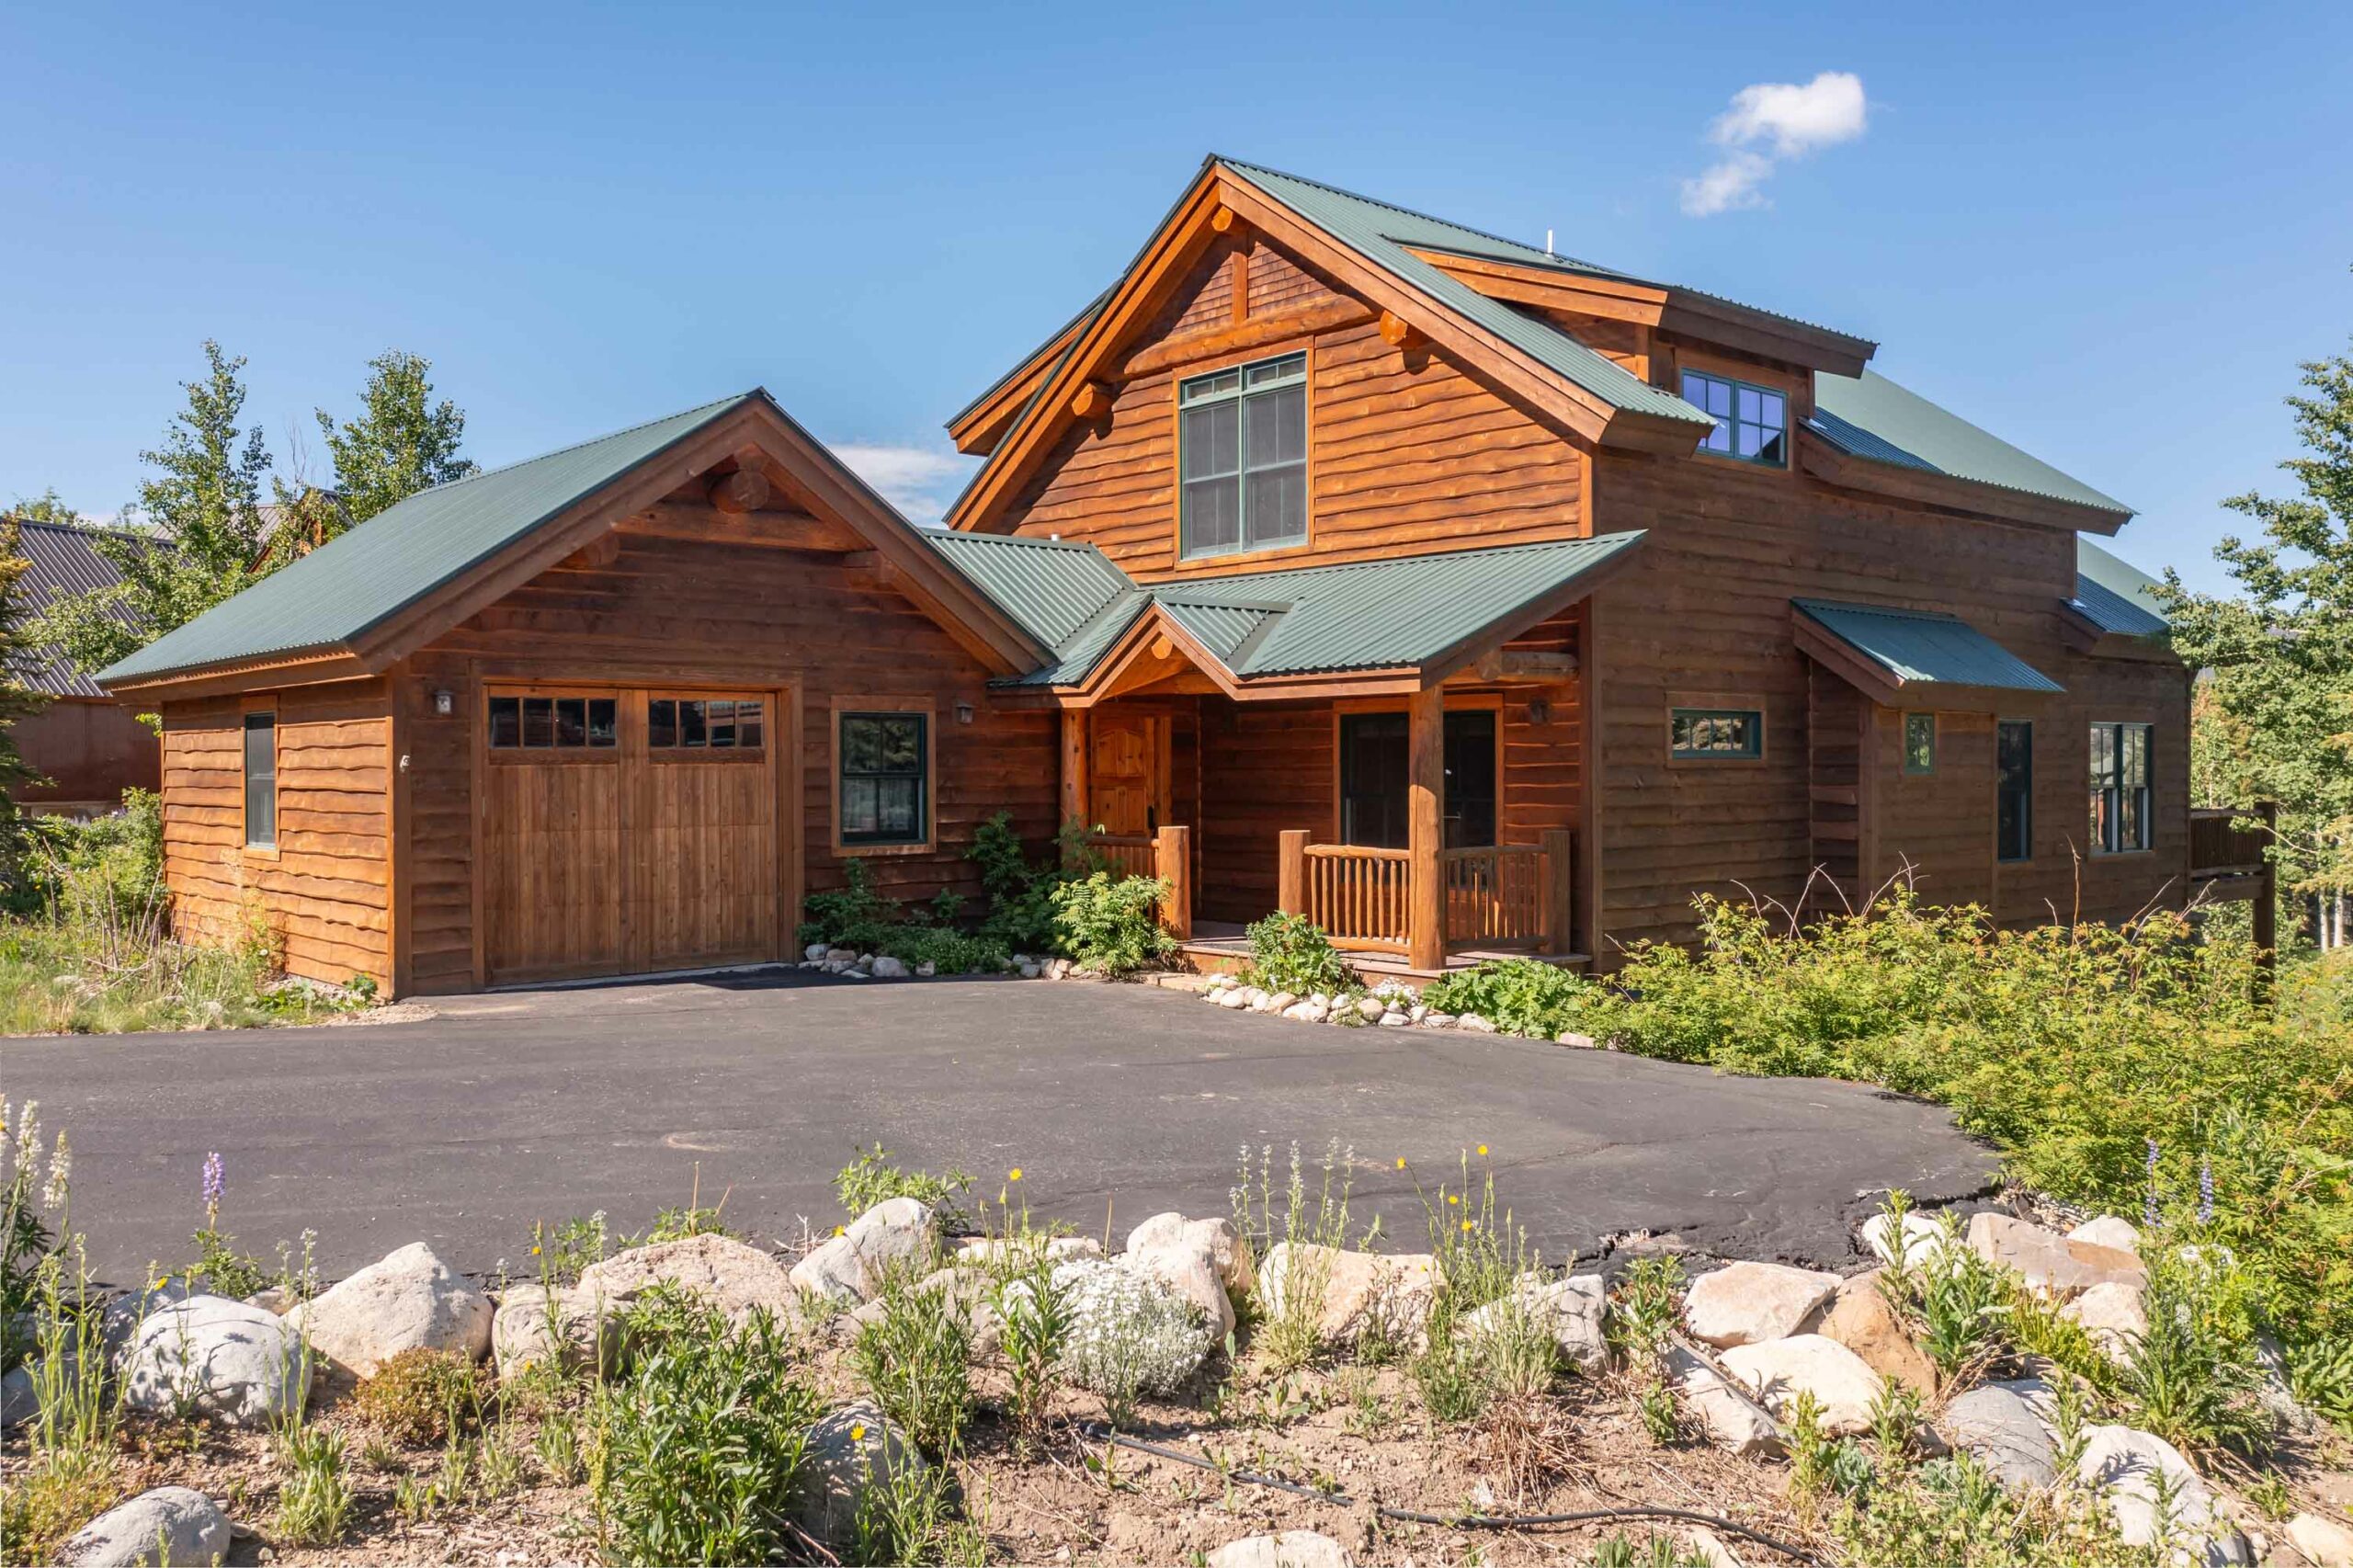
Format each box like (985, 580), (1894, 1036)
(1527, 697), (1551, 726)
(433, 689), (455, 716)
(954, 702), (977, 726)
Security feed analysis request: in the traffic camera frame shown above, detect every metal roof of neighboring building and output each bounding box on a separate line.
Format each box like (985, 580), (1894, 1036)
(5, 517), (162, 698)
(947, 531), (1645, 687)
(99, 392), (759, 686)
(1809, 371), (2131, 517)
(2070, 538), (2172, 637)
(1793, 598), (2063, 693)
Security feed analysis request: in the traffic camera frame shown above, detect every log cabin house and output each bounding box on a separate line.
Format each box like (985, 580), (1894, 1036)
(99, 156), (2198, 995)
(7, 517), (164, 816)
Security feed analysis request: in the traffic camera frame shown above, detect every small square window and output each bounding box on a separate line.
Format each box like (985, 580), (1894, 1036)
(1670, 708), (1763, 759)
(521, 697), (554, 748)
(649, 699), (676, 749)
(1681, 369), (1787, 468)
(487, 696), (521, 749)
(1904, 713), (1938, 774)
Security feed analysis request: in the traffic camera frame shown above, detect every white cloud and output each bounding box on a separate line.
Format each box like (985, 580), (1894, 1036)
(1681, 71), (1867, 217)
(833, 441), (978, 527)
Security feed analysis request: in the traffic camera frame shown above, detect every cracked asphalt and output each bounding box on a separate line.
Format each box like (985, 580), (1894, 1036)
(4, 968), (1995, 1286)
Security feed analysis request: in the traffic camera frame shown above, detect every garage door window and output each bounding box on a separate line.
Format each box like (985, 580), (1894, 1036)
(488, 695), (618, 751)
(839, 711), (928, 846)
(650, 697), (765, 752)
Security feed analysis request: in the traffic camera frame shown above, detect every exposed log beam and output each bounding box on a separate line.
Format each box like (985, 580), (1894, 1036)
(1378, 310), (1426, 351)
(707, 466), (773, 515)
(1211, 204), (1241, 234)
(1468, 648), (1580, 681)
(623, 502), (867, 552)
(1117, 297), (1376, 381)
(1071, 381), (1116, 422)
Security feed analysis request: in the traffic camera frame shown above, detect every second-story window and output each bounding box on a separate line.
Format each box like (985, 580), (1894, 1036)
(1180, 352), (1306, 558)
(1682, 369), (1787, 467)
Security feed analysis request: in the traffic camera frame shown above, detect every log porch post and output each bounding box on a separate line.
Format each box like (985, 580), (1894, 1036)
(2255, 800), (2278, 969)
(1540, 827), (1574, 957)
(1277, 829), (1308, 915)
(1407, 685), (1446, 971)
(1155, 824), (1192, 939)
(1058, 708), (1088, 862)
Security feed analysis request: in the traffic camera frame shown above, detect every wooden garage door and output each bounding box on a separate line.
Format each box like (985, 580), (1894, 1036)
(483, 687), (784, 986)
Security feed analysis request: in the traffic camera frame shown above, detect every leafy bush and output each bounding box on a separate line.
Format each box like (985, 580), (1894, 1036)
(872, 926), (1008, 976)
(967, 812), (1067, 954)
(355, 1346), (486, 1446)
(835, 1143), (971, 1228)
(593, 1290), (823, 1565)
(1047, 1258), (1207, 1419)
(1422, 956), (1608, 1038)
(1242, 911), (1355, 996)
(1050, 873), (1172, 974)
(798, 858), (900, 951)
(853, 1272), (973, 1457)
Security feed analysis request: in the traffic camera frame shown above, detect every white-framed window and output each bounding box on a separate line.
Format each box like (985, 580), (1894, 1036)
(2089, 722), (2153, 854)
(1180, 352), (1306, 558)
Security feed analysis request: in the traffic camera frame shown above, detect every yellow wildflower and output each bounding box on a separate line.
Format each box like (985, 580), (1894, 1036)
(1008, 1167), (1024, 1182)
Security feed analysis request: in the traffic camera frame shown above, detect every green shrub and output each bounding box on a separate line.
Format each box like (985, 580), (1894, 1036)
(1050, 872), (1172, 974)
(871, 926), (1008, 976)
(966, 811), (1107, 955)
(1420, 956), (1608, 1038)
(1242, 911), (1355, 996)
(835, 1143), (971, 1227)
(799, 858), (900, 950)
(274, 1426), (354, 1545)
(853, 1272), (973, 1457)
(593, 1291), (822, 1565)
(355, 1346), (487, 1447)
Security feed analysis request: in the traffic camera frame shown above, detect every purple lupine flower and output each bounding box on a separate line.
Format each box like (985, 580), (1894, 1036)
(2198, 1155), (2214, 1226)
(2143, 1139), (2162, 1229)
(201, 1151), (224, 1225)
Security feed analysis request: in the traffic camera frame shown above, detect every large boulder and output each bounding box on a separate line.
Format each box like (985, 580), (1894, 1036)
(2061, 1280), (2148, 1362)
(60, 1485), (232, 1568)
(286, 1241), (491, 1380)
(1683, 1261), (1841, 1348)
(2068, 1215), (2142, 1255)
(1121, 1241), (1234, 1341)
(1814, 1269), (1936, 1394)
(1257, 1244), (1439, 1349)
(1860, 1210), (1952, 1270)
(2075, 1425), (2249, 1566)
(123, 1295), (304, 1426)
(579, 1233), (800, 1325)
(1938, 1384), (2056, 1491)
(491, 1283), (624, 1380)
(1127, 1211), (1254, 1294)
(1664, 1343), (1782, 1456)
(1462, 1273), (1608, 1373)
(1718, 1333), (1885, 1436)
(1207, 1531), (1354, 1568)
(789, 1199), (938, 1305)
(2286, 1513), (2353, 1568)
(1966, 1213), (2146, 1299)
(796, 1400), (926, 1545)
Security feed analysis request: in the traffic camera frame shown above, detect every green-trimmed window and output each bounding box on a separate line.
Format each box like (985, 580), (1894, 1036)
(1681, 369), (1787, 467)
(2089, 722), (2152, 854)
(1180, 352), (1306, 558)
(1997, 721), (2032, 862)
(839, 712), (928, 846)
(1670, 708), (1762, 760)
(1904, 712), (1938, 774)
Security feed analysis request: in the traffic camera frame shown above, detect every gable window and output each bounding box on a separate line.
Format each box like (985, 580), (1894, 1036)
(1681, 369), (1787, 467)
(2089, 722), (2153, 854)
(1337, 710), (1498, 849)
(243, 712), (277, 848)
(839, 710), (929, 846)
(1904, 712), (1938, 774)
(1996, 720), (2032, 862)
(1670, 708), (1763, 760)
(1180, 352), (1306, 558)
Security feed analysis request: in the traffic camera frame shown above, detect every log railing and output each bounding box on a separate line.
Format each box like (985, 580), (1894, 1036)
(1088, 833), (1157, 881)
(1278, 827), (1575, 960)
(2189, 801), (2277, 960)
(1085, 824), (1192, 940)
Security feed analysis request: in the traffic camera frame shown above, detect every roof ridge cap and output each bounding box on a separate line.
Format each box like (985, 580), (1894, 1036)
(1215, 156), (1599, 272)
(931, 528), (1103, 553)
(406, 390), (762, 504)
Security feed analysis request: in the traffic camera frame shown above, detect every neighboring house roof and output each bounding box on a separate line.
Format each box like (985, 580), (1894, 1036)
(930, 530), (1644, 687)
(5, 517), (157, 698)
(98, 393), (759, 687)
(1809, 372), (2131, 517)
(1793, 598), (2063, 694)
(2070, 538), (2171, 638)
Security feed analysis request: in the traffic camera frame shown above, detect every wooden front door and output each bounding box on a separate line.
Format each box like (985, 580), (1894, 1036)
(483, 686), (786, 986)
(1088, 710), (1168, 835)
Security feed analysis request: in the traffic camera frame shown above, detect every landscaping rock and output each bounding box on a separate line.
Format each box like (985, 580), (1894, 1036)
(2075, 1424), (2249, 1565)
(2068, 1215), (2142, 1255)
(797, 1400), (926, 1544)
(1556, 1029), (1595, 1048)
(871, 955), (909, 979)
(804, 942), (829, 961)
(1966, 1212), (2146, 1299)
(1718, 1333), (1885, 1436)
(285, 1241), (491, 1379)
(1121, 1240), (1233, 1339)
(1683, 1260), (1841, 1348)
(1207, 1531), (1354, 1568)
(579, 1233), (799, 1324)
(1356, 997), (1384, 1020)
(1258, 1244), (1440, 1348)
(2062, 1279), (2148, 1361)
(1814, 1269), (1936, 1394)
(1683, 1527), (1742, 1568)
(2286, 1513), (2353, 1568)
(1457, 1013), (1496, 1033)
(1859, 1210), (1951, 1269)
(123, 1295), (305, 1426)
(491, 1283), (622, 1380)
(1462, 1272), (1608, 1371)
(848, 1197), (940, 1278)
(1129, 1210), (1253, 1293)
(60, 1485), (231, 1567)
(1938, 1384), (2056, 1491)
(1664, 1343), (1782, 1456)
(1, 1362), (35, 1430)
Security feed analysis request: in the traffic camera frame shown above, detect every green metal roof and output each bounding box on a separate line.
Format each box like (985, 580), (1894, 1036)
(1810, 371), (2131, 517)
(922, 530), (1134, 649)
(947, 532), (1645, 687)
(1793, 598), (2063, 693)
(2071, 538), (2171, 637)
(101, 392), (763, 686)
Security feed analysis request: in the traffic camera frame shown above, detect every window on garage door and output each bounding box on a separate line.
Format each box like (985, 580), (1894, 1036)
(487, 693), (620, 752)
(648, 696), (767, 753)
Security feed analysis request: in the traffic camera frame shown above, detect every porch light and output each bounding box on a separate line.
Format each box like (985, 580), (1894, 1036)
(955, 702), (976, 725)
(1528, 697), (1551, 726)
(433, 689), (455, 716)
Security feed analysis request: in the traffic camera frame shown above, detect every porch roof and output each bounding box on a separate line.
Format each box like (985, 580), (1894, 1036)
(1792, 597), (2063, 702)
(930, 530), (1644, 689)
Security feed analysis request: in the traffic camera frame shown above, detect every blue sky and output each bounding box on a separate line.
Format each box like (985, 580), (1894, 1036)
(6, 2), (2347, 593)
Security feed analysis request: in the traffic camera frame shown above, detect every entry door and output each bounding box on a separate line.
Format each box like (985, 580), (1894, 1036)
(1089, 710), (1168, 835)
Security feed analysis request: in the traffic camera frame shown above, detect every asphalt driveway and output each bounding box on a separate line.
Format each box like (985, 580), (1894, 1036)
(4, 970), (1995, 1287)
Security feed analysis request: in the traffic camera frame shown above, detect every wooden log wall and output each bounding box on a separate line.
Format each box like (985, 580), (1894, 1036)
(159, 679), (392, 988)
(999, 233), (1588, 577)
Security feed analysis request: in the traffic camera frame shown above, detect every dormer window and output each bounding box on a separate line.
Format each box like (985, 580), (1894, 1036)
(1180, 352), (1307, 558)
(1682, 369), (1787, 467)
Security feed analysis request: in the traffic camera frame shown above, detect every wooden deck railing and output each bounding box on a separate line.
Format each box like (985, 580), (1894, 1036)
(1278, 827), (1575, 960)
(2189, 804), (2273, 880)
(1088, 833), (1157, 881)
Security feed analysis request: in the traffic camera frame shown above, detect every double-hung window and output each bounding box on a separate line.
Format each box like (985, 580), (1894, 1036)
(1681, 369), (1787, 467)
(1996, 720), (2032, 862)
(1179, 352), (1306, 558)
(2089, 722), (2153, 854)
(242, 712), (277, 848)
(839, 711), (928, 846)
